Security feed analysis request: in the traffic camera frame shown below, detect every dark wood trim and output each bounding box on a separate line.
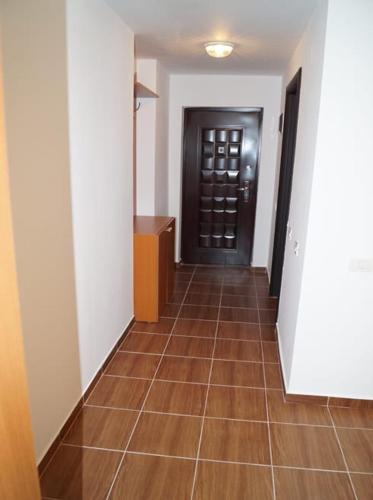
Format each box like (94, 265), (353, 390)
(270, 68), (302, 297)
(37, 317), (135, 476)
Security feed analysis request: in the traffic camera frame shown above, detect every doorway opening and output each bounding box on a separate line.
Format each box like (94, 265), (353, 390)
(181, 107), (262, 266)
(270, 68), (302, 297)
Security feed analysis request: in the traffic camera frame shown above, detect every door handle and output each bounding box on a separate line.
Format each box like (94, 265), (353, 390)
(237, 181), (250, 202)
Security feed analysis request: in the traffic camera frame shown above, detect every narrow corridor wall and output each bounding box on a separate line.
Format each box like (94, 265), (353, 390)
(1, 0), (82, 461)
(66, 0), (135, 391)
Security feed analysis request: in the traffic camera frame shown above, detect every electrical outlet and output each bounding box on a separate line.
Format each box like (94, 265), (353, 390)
(349, 259), (373, 272)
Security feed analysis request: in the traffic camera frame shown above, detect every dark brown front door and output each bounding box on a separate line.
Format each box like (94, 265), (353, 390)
(181, 108), (262, 266)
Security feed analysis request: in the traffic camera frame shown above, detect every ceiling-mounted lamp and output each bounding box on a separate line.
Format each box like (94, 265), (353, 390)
(204, 41), (234, 58)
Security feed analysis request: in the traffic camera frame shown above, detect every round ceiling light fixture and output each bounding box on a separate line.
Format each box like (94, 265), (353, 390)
(204, 41), (234, 58)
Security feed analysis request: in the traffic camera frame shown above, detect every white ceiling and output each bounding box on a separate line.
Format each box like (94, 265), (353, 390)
(106, 0), (319, 75)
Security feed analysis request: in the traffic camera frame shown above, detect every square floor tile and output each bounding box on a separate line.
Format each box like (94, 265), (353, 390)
(179, 305), (219, 320)
(206, 386), (267, 420)
(274, 468), (355, 500)
(156, 356), (211, 383)
(174, 282), (189, 293)
(219, 307), (259, 323)
(128, 413), (202, 458)
(214, 339), (262, 362)
(119, 333), (168, 354)
(144, 381), (207, 416)
(188, 283), (221, 294)
(330, 407), (373, 429)
(259, 309), (277, 325)
(193, 461), (273, 500)
(87, 376), (151, 409)
(218, 321), (260, 340)
(64, 406), (138, 450)
(255, 276), (269, 285)
(131, 318), (175, 334)
(351, 473), (373, 499)
(40, 445), (121, 499)
(175, 272), (192, 282)
(168, 292), (185, 304)
(267, 390), (332, 426)
(224, 276), (256, 286)
(105, 352), (160, 378)
(337, 428), (373, 472)
(192, 274), (222, 284)
(210, 360), (264, 388)
(165, 336), (214, 358)
(222, 285), (257, 296)
(260, 325), (277, 341)
(161, 303), (180, 318)
(257, 297), (278, 309)
(173, 319), (216, 338)
(200, 418), (270, 463)
(184, 292), (220, 306)
(110, 453), (195, 500)
(256, 286), (270, 297)
(271, 423), (346, 470)
(264, 363), (283, 389)
(262, 342), (279, 362)
(221, 295), (258, 308)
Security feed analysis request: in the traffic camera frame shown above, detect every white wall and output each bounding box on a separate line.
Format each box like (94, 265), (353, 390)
(66, 0), (134, 391)
(274, 0), (329, 386)
(136, 59), (170, 216)
(168, 74), (282, 265)
(285, 0), (373, 399)
(155, 62), (170, 215)
(1, 0), (82, 461)
(136, 59), (157, 215)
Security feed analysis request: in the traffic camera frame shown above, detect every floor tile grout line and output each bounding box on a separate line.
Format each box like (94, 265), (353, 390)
(48, 442), (373, 477)
(257, 275), (277, 500)
(80, 403), (373, 431)
(124, 449), (371, 474)
(189, 266), (224, 500)
(107, 353), (278, 364)
(133, 318), (272, 327)
(62, 442), (124, 453)
(327, 407), (359, 499)
(121, 334), (275, 344)
(104, 267), (197, 499)
(95, 376), (284, 392)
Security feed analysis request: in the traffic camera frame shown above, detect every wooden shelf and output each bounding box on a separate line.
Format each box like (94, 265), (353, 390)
(134, 82), (159, 99)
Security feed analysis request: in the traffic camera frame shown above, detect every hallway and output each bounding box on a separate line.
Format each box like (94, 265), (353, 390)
(40, 266), (372, 499)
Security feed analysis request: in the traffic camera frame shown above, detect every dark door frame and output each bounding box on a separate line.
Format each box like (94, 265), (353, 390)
(270, 68), (302, 297)
(181, 106), (263, 266)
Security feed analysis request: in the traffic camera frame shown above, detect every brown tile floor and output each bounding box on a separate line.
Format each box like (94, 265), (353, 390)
(40, 265), (372, 499)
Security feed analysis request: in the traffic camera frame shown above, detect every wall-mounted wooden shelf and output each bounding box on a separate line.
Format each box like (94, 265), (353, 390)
(134, 82), (159, 99)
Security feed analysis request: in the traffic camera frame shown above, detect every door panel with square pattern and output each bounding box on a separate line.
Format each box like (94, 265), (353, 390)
(182, 108), (262, 265)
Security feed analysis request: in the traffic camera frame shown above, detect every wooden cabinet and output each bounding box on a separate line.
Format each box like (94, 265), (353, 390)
(134, 216), (175, 322)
